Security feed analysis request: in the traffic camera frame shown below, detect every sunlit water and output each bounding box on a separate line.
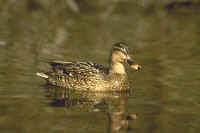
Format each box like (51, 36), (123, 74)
(0, 1), (200, 133)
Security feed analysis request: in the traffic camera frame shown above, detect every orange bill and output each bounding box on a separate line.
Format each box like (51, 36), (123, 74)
(130, 64), (141, 70)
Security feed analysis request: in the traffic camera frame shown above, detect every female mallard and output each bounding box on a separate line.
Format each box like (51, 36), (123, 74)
(36, 42), (141, 91)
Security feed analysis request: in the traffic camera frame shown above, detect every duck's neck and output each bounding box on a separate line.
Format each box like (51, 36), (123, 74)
(109, 62), (126, 74)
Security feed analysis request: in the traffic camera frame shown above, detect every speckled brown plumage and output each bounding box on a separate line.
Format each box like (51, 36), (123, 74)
(36, 42), (141, 91)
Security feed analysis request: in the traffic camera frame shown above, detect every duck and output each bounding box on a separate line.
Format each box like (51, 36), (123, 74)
(36, 42), (141, 91)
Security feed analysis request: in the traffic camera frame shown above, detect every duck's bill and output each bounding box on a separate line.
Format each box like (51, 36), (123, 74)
(130, 64), (141, 70)
(127, 59), (141, 70)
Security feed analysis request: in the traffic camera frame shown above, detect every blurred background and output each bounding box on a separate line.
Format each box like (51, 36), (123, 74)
(0, 0), (200, 133)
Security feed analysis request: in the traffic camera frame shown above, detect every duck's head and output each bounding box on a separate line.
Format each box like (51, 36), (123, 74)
(110, 42), (141, 74)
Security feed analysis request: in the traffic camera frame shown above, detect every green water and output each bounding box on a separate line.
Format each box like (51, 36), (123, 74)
(0, 1), (200, 133)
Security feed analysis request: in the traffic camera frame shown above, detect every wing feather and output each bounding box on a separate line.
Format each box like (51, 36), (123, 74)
(48, 61), (108, 75)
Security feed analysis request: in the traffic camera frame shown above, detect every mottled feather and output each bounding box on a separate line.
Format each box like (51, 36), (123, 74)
(36, 42), (138, 91)
(48, 61), (109, 75)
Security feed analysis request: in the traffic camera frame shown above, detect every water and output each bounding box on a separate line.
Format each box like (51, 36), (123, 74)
(0, 1), (200, 133)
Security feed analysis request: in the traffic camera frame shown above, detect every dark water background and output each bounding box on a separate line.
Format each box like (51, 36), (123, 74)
(0, 1), (200, 133)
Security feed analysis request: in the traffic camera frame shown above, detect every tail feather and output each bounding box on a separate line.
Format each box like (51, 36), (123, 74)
(36, 72), (49, 79)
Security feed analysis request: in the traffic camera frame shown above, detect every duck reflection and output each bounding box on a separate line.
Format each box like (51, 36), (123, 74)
(45, 85), (136, 133)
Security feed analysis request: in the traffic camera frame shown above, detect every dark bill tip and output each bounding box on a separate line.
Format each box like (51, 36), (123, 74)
(130, 64), (142, 70)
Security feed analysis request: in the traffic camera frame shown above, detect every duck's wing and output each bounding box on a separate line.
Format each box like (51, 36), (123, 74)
(48, 61), (109, 75)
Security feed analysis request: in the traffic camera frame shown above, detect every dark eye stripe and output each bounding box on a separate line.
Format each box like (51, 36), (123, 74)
(113, 47), (128, 55)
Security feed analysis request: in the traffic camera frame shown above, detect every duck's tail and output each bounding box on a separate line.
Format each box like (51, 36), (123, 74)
(36, 72), (49, 79)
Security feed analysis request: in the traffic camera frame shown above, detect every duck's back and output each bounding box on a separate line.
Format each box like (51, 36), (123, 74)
(44, 61), (109, 91)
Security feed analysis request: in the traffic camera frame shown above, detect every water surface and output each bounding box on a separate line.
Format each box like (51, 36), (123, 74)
(0, 1), (200, 133)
